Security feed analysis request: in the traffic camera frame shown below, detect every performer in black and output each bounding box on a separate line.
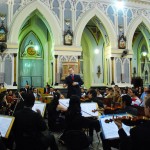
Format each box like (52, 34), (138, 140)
(63, 67), (83, 98)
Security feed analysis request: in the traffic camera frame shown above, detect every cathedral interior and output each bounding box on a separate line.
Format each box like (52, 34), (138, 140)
(0, 0), (150, 90)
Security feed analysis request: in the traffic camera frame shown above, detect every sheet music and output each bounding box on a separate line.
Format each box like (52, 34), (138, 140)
(32, 103), (46, 117)
(59, 99), (70, 108)
(81, 103), (98, 117)
(0, 116), (14, 138)
(59, 99), (98, 117)
(100, 114), (131, 139)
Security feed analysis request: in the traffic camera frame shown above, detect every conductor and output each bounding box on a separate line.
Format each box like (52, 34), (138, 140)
(63, 67), (83, 98)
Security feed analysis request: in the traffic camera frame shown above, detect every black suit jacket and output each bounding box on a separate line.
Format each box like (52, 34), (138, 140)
(118, 120), (150, 150)
(64, 74), (83, 98)
(13, 108), (47, 149)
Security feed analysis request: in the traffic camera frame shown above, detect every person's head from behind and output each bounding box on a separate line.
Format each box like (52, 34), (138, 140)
(68, 95), (81, 115)
(121, 95), (132, 108)
(22, 93), (35, 108)
(52, 92), (60, 106)
(129, 89), (138, 97)
(88, 89), (97, 99)
(144, 97), (150, 117)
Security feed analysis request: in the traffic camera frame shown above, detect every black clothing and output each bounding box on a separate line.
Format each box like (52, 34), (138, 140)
(65, 112), (100, 132)
(118, 120), (150, 150)
(13, 107), (58, 150)
(47, 103), (65, 132)
(116, 106), (138, 116)
(101, 120), (150, 150)
(64, 74), (83, 98)
(0, 138), (6, 150)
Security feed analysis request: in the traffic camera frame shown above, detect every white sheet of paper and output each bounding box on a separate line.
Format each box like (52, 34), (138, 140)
(0, 116), (13, 137)
(81, 103), (98, 117)
(100, 115), (131, 139)
(32, 103), (46, 117)
(59, 99), (70, 108)
(59, 99), (98, 117)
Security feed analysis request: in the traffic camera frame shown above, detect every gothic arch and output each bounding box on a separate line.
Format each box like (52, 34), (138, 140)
(8, 0), (61, 45)
(74, 8), (117, 48)
(125, 16), (150, 51)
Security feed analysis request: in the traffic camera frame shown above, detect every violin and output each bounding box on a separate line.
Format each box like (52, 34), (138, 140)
(105, 115), (149, 126)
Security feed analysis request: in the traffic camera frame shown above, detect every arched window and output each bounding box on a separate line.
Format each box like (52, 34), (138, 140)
(107, 6), (115, 25)
(4, 55), (12, 85)
(127, 9), (132, 26)
(76, 2), (83, 21)
(52, 0), (60, 18)
(64, 0), (72, 30)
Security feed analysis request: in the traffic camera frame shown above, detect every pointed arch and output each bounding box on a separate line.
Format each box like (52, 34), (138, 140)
(8, 0), (61, 45)
(125, 16), (150, 51)
(74, 8), (117, 48)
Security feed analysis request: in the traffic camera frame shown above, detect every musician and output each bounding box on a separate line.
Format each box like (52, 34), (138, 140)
(114, 97), (150, 150)
(87, 89), (104, 108)
(13, 93), (58, 150)
(115, 95), (138, 116)
(49, 87), (55, 95)
(47, 92), (66, 131)
(44, 83), (50, 94)
(33, 88), (42, 100)
(21, 84), (30, 93)
(59, 95), (100, 145)
(0, 92), (9, 115)
(63, 67), (84, 98)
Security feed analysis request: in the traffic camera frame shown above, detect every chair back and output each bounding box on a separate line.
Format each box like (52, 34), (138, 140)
(64, 130), (90, 150)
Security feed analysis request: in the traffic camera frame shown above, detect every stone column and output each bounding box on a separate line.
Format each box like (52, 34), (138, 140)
(55, 55), (58, 84)
(78, 56), (80, 74)
(111, 57), (115, 85)
(130, 58), (132, 82)
(13, 53), (17, 86)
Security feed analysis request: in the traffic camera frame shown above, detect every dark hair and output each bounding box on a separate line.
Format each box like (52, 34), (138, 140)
(51, 92), (60, 107)
(89, 89), (97, 98)
(67, 95), (81, 118)
(122, 95), (132, 106)
(22, 93), (35, 107)
(131, 89), (138, 96)
(145, 97), (150, 107)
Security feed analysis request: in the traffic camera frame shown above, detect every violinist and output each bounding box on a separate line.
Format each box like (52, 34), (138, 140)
(113, 97), (150, 150)
(47, 92), (67, 132)
(115, 95), (138, 116)
(86, 89), (104, 108)
(59, 95), (100, 145)
(13, 93), (59, 150)
(0, 92), (9, 115)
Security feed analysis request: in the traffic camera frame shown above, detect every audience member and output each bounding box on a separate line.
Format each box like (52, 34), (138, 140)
(129, 89), (141, 106)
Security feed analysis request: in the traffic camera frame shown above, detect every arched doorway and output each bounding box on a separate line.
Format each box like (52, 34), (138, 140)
(132, 23), (150, 86)
(18, 12), (53, 88)
(81, 16), (110, 88)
